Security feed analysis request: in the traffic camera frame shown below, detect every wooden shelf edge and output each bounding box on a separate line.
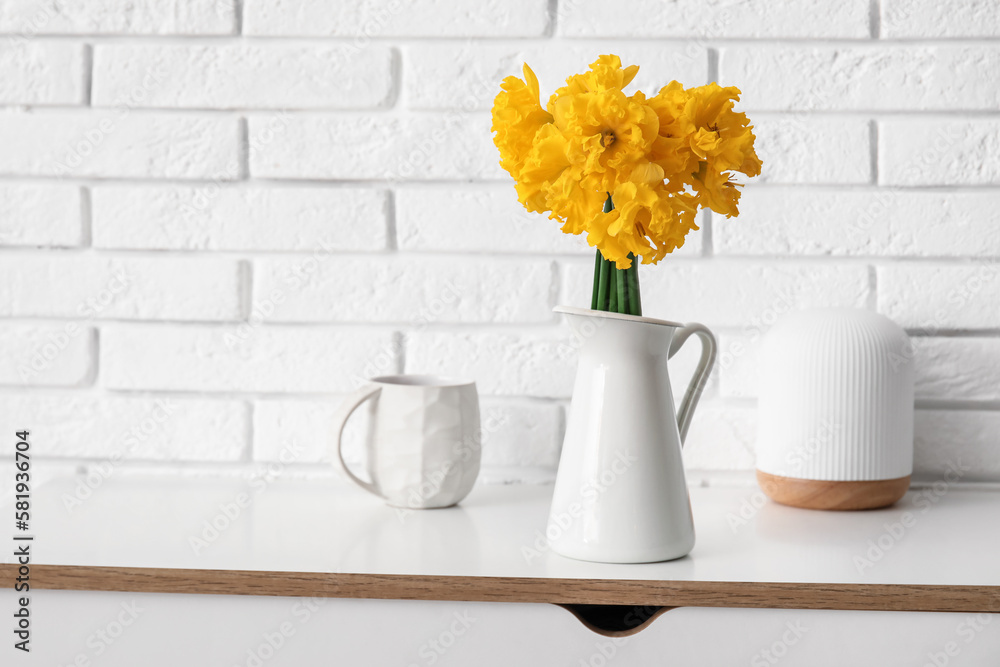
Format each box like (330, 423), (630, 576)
(4, 564), (1000, 613)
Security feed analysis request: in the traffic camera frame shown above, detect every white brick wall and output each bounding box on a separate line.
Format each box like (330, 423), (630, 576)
(405, 43), (708, 111)
(0, 112), (240, 178)
(716, 188), (1000, 257)
(881, 0), (1000, 38)
(0, 41), (86, 104)
(0, 324), (93, 386)
(563, 260), (872, 329)
(254, 255), (556, 323)
(396, 185), (703, 257)
(0, 185), (83, 246)
(243, 1), (551, 37)
(557, 0), (871, 38)
(0, 0), (997, 486)
(880, 120), (1000, 185)
(93, 45), (396, 109)
(248, 114), (500, 180)
(0, 393), (247, 460)
(752, 116), (872, 183)
(92, 186), (389, 251)
(100, 325), (398, 393)
(0, 0), (236, 35)
(0, 254), (244, 320)
(720, 46), (1000, 111)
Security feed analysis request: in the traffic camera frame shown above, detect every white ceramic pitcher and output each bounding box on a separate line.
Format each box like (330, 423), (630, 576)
(547, 306), (717, 563)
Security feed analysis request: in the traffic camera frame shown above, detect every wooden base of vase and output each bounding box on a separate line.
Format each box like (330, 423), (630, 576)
(756, 470), (911, 511)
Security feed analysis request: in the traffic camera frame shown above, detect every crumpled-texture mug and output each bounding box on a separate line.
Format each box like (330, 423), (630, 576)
(333, 375), (481, 508)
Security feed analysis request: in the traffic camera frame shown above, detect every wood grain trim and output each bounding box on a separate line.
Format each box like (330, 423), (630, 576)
(4, 564), (1000, 613)
(756, 470), (910, 511)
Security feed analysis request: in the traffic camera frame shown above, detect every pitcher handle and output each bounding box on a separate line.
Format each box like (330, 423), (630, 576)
(668, 323), (717, 445)
(332, 384), (384, 498)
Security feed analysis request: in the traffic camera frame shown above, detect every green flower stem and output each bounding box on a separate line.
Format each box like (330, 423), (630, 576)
(616, 261), (628, 314)
(608, 264), (618, 312)
(591, 249), (602, 310)
(595, 251), (611, 310)
(626, 260), (642, 316)
(589, 194), (643, 316)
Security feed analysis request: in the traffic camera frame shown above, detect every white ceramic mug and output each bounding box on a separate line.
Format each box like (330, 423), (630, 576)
(333, 375), (481, 509)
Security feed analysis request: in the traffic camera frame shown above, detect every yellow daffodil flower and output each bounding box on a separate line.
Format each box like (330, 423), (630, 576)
(491, 55), (761, 269)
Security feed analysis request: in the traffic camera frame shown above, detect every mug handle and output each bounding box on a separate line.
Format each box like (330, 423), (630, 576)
(333, 384), (384, 498)
(668, 322), (717, 445)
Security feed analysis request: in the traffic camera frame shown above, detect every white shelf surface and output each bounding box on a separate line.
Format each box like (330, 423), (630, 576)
(5, 473), (999, 587)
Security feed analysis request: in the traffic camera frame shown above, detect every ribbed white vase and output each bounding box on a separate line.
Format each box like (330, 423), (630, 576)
(756, 308), (914, 509)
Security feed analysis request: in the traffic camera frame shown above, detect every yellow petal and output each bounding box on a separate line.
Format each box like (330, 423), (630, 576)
(622, 65), (640, 87)
(522, 63), (540, 100)
(630, 161), (665, 184)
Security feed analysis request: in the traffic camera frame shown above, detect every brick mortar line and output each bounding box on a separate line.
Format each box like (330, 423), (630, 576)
(0, 386), (576, 404)
(11, 35), (1000, 44)
(869, 0), (882, 39)
(0, 178), (995, 189)
(3, 179), (1000, 190)
(81, 43), (93, 105)
(7, 106), (1000, 117)
(5, 321), (1000, 339)
(4, 387), (1000, 414)
(3, 249), (1000, 264)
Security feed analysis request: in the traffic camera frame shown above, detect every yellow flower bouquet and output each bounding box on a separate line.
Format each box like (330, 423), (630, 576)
(491, 55), (762, 315)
